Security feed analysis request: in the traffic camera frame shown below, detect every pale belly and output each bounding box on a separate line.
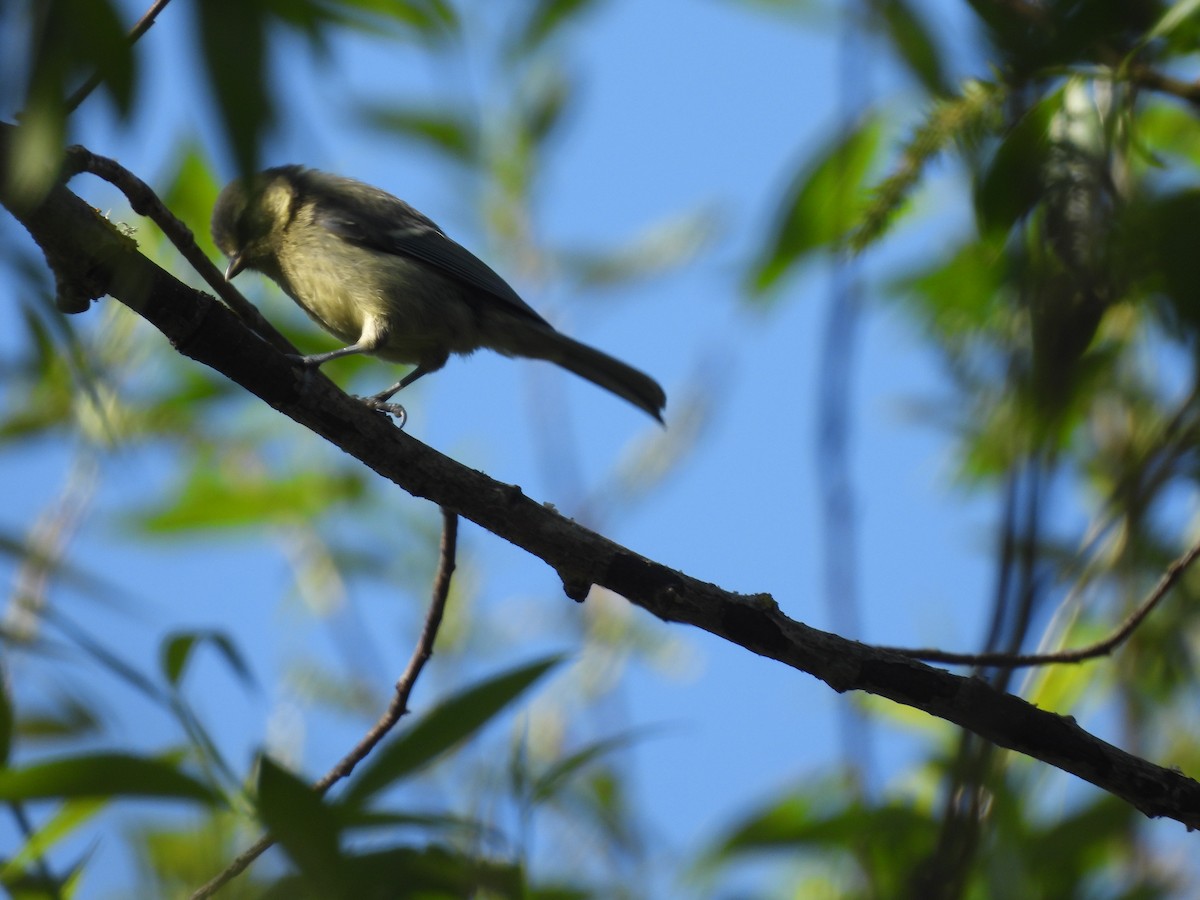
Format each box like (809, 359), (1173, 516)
(277, 244), (484, 365)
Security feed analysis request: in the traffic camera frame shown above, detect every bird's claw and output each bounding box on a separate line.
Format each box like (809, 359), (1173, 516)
(359, 395), (407, 428)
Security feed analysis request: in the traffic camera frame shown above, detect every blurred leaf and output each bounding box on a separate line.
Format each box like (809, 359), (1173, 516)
(16, 0), (135, 126)
(0, 798), (106, 883)
(1130, 99), (1200, 172)
(196, 0), (271, 178)
(359, 105), (479, 164)
(531, 730), (650, 805)
(562, 209), (718, 289)
(343, 655), (562, 806)
(5, 101), (67, 211)
(261, 844), (524, 899)
(343, 0), (460, 37)
(511, 0), (601, 56)
(975, 89), (1063, 235)
(1119, 190), (1200, 329)
(0, 752), (218, 803)
(161, 629), (255, 690)
(523, 69), (572, 146)
(714, 792), (865, 853)
(891, 236), (1008, 343)
(257, 757), (344, 895)
(1146, 0), (1200, 42)
(336, 807), (492, 839)
(748, 115), (883, 295)
(0, 676), (11, 767)
(133, 467), (366, 534)
(870, 0), (947, 95)
(63, 0), (136, 114)
(284, 659), (379, 718)
(266, 0), (459, 45)
(701, 786), (938, 898)
(0, 864), (82, 899)
(852, 83), (1004, 252)
(16, 696), (102, 744)
(41, 607), (165, 707)
(575, 768), (638, 854)
(0, 529), (128, 606)
(160, 145), (223, 259)
(1025, 795), (1137, 895)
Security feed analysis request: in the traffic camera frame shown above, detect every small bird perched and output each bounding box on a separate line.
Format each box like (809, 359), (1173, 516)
(211, 166), (666, 422)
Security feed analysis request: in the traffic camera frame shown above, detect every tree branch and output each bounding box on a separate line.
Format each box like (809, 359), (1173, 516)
(4, 139), (1200, 830)
(61, 145), (295, 353)
(885, 534), (1200, 668)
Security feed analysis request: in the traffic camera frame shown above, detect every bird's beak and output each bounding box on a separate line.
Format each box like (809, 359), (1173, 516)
(224, 253), (246, 281)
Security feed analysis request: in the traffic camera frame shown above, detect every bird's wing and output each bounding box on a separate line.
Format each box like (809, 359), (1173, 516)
(304, 173), (548, 325)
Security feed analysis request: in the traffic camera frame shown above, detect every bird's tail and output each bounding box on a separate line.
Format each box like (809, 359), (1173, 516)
(513, 328), (666, 422)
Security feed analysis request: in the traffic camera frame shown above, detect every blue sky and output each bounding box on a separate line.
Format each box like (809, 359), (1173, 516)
(0, 0), (1037, 894)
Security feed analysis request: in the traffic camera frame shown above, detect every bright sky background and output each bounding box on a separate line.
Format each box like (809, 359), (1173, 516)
(0, 0), (1081, 894)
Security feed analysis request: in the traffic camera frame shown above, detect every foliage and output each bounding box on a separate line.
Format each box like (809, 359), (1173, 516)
(5, 0), (1200, 898)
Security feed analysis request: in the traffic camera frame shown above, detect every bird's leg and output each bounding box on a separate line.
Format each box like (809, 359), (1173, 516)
(355, 365), (435, 429)
(364, 365), (432, 406)
(289, 342), (371, 368)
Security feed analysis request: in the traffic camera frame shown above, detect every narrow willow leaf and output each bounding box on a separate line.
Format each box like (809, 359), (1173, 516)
(257, 757), (343, 893)
(0, 753), (218, 803)
(161, 629), (255, 689)
(749, 116), (883, 296)
(974, 88), (1064, 236)
(0, 798), (106, 882)
(343, 655), (562, 806)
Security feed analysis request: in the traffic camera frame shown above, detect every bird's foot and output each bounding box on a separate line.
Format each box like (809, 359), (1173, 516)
(359, 395), (408, 429)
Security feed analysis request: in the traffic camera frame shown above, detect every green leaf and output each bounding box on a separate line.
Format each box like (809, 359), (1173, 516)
(261, 845), (524, 899)
(872, 0), (947, 95)
(0, 672), (12, 767)
(16, 696), (102, 744)
(700, 785), (938, 898)
(134, 467), (365, 534)
(891, 237), (1007, 341)
(335, 807), (490, 840)
(511, 0), (600, 56)
(343, 655), (562, 806)
(1147, 0), (1200, 42)
(1119, 189), (1200, 327)
(161, 630), (255, 689)
(748, 116), (883, 295)
(523, 70), (572, 146)
(0, 752), (219, 804)
(974, 89), (1063, 236)
(562, 209), (717, 289)
(338, 0), (460, 37)
(531, 729), (654, 804)
(66, 0), (136, 115)
(358, 106), (479, 164)
(196, 0), (271, 178)
(160, 145), (223, 257)
(257, 757), (344, 895)
(0, 798), (106, 883)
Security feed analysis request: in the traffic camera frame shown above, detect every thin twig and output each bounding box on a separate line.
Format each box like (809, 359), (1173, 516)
(189, 508), (460, 900)
(886, 535), (1200, 668)
(63, 0), (177, 114)
(61, 147), (295, 355)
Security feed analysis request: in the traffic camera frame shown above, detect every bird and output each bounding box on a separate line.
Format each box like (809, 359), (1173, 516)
(211, 166), (666, 422)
